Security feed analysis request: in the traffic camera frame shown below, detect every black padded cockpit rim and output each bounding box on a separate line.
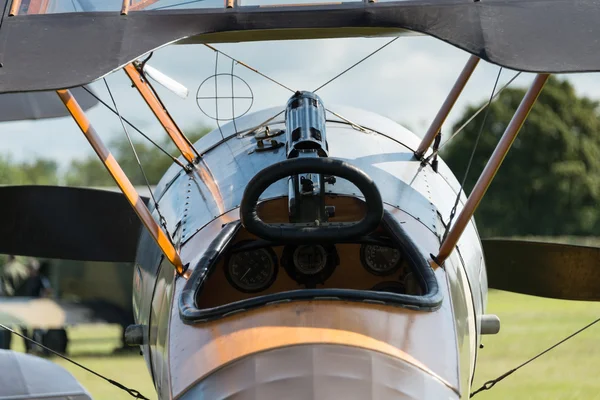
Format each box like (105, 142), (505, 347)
(179, 210), (443, 324)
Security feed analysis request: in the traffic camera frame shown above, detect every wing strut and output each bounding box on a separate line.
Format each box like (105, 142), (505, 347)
(434, 73), (549, 265)
(123, 63), (198, 164)
(8, 0), (21, 16)
(415, 55), (479, 159)
(56, 89), (185, 275)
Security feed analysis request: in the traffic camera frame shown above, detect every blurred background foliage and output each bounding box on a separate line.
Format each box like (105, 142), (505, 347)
(0, 127), (210, 187)
(442, 76), (600, 238)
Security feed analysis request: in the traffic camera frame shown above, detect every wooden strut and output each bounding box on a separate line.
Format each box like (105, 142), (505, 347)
(123, 63), (197, 164)
(415, 55), (480, 159)
(121, 0), (130, 15)
(9, 0), (22, 16)
(435, 74), (550, 265)
(56, 89), (185, 275)
(10, 0), (50, 16)
(128, 0), (159, 11)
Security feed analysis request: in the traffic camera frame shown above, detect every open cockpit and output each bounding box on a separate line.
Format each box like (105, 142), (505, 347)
(180, 197), (441, 323)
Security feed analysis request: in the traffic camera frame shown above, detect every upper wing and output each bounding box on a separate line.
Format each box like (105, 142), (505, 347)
(2, 0), (600, 94)
(0, 86), (98, 122)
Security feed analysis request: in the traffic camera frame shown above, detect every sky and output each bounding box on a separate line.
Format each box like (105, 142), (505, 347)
(2, 35), (600, 171)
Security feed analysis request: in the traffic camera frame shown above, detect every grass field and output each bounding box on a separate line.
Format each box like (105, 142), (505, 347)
(9, 290), (600, 399)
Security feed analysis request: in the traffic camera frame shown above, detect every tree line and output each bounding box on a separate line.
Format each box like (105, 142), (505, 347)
(442, 76), (600, 238)
(0, 127), (210, 187)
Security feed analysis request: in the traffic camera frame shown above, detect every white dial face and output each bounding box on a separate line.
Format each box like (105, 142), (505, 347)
(293, 245), (327, 275)
(362, 245), (401, 275)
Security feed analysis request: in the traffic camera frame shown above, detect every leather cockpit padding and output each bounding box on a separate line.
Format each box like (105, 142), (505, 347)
(240, 158), (383, 243)
(179, 210), (442, 323)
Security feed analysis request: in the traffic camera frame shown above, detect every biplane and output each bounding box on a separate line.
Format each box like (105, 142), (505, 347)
(0, 0), (600, 399)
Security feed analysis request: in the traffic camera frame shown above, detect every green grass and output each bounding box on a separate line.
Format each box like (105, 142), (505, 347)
(9, 291), (600, 399)
(473, 290), (600, 399)
(10, 325), (157, 400)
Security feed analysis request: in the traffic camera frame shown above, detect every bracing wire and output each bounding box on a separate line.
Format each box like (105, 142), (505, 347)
(441, 67), (503, 242)
(204, 44), (295, 94)
(103, 78), (172, 237)
(424, 71), (522, 164)
(471, 317), (600, 397)
(231, 59), (239, 134)
(81, 86), (186, 170)
(313, 37), (399, 93)
(139, 67), (203, 160)
(200, 37), (399, 141)
(0, 323), (149, 399)
(214, 51), (225, 140)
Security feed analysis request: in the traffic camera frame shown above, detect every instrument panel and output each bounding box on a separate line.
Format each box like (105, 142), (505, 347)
(224, 245), (278, 293)
(198, 237), (423, 309)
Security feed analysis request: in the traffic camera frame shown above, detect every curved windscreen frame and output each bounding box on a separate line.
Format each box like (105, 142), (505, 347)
(179, 210), (443, 323)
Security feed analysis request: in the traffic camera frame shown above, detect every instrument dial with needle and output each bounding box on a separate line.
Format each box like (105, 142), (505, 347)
(360, 244), (402, 276)
(282, 244), (338, 286)
(225, 247), (278, 293)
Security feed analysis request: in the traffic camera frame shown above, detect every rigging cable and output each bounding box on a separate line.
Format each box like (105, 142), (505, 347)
(81, 86), (186, 170)
(103, 78), (174, 241)
(203, 37), (400, 137)
(139, 53), (202, 159)
(0, 323), (149, 399)
(313, 37), (399, 93)
(139, 64), (203, 159)
(441, 67), (503, 242)
(231, 59), (239, 134)
(202, 37), (400, 146)
(204, 44), (295, 94)
(471, 317), (600, 397)
(214, 51), (225, 140)
(423, 71), (522, 164)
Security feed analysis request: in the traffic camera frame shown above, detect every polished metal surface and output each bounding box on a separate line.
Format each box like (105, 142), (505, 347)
(285, 91), (328, 158)
(139, 102), (486, 399)
(179, 344), (459, 399)
(154, 105), (441, 244)
(154, 104), (424, 201)
(167, 207), (467, 398)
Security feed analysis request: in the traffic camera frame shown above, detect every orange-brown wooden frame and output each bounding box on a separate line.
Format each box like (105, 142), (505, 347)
(56, 89), (185, 275)
(435, 73), (550, 265)
(123, 63), (198, 164)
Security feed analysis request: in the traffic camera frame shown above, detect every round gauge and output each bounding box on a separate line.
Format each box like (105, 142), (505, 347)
(360, 244), (402, 276)
(225, 247), (278, 293)
(293, 245), (328, 275)
(282, 244), (338, 286)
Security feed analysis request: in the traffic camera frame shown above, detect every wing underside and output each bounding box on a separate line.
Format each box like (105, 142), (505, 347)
(1, 0), (600, 94)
